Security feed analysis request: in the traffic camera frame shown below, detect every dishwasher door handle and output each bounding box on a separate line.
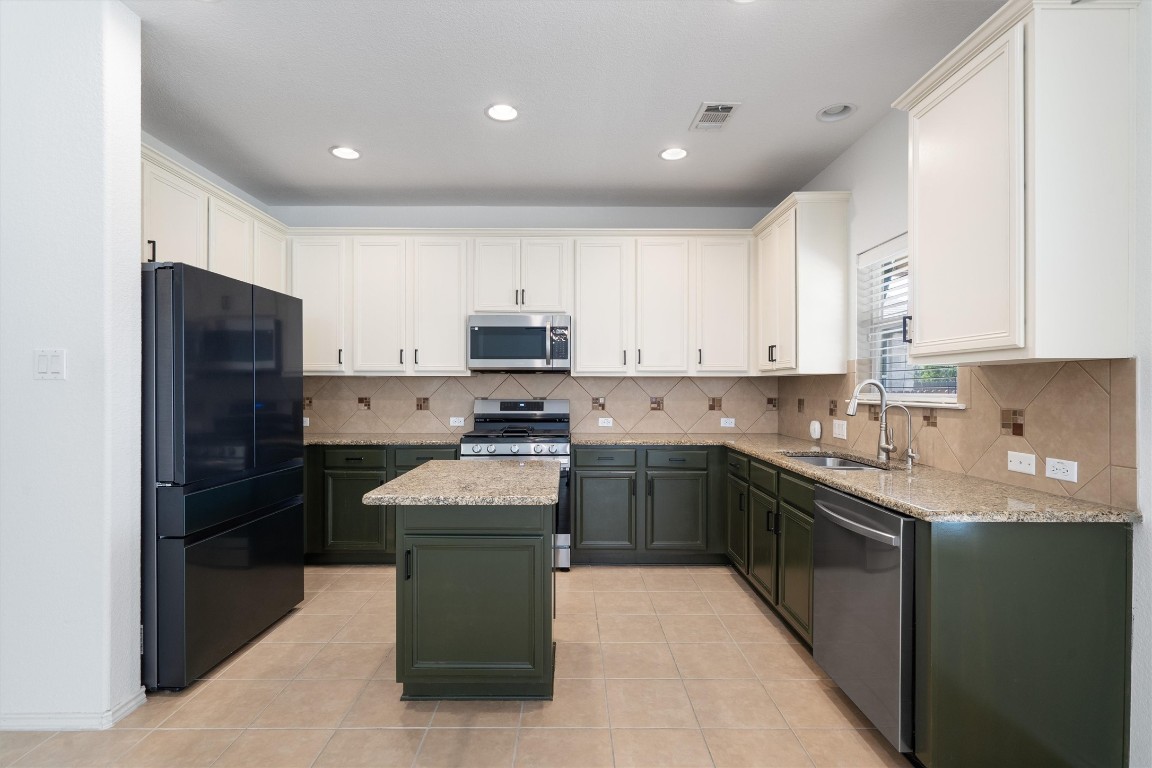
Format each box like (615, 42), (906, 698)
(815, 501), (900, 546)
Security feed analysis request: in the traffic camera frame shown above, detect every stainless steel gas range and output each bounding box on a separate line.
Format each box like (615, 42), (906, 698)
(459, 399), (571, 569)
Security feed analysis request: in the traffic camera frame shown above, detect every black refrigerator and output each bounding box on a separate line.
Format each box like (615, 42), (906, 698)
(142, 263), (304, 690)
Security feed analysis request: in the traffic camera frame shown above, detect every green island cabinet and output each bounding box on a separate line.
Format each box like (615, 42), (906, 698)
(727, 450), (813, 645)
(304, 444), (457, 563)
(394, 503), (554, 700)
(571, 446), (727, 565)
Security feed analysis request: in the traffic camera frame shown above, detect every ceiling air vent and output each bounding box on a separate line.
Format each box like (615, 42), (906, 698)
(691, 102), (741, 130)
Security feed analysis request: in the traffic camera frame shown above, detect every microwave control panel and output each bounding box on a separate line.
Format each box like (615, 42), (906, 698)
(551, 327), (570, 360)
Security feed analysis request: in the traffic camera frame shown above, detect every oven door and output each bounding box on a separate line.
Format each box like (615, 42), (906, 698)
(467, 314), (553, 371)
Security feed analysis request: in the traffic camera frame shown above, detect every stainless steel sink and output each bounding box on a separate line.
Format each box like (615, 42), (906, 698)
(788, 454), (885, 471)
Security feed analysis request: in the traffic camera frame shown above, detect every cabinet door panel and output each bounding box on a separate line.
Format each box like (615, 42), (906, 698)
(253, 223), (287, 292)
(756, 227), (778, 371)
(726, 475), (749, 571)
(909, 27), (1024, 356)
(748, 488), (778, 603)
(474, 238), (521, 312)
(142, 161), (207, 267)
(778, 502), (813, 642)
(646, 471), (707, 551)
(353, 238), (407, 372)
(323, 470), (387, 552)
(521, 239), (568, 312)
(573, 239), (633, 374)
(401, 535), (547, 677)
(697, 239), (749, 372)
(208, 196), (253, 282)
(412, 238), (468, 373)
(635, 238), (690, 372)
(574, 471), (636, 550)
(291, 237), (345, 372)
(773, 211), (797, 371)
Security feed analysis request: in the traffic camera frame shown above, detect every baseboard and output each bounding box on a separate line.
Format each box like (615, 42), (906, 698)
(0, 687), (146, 731)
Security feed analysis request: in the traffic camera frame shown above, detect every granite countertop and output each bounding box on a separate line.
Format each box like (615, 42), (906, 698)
(311, 431), (1139, 524)
(362, 459), (560, 506)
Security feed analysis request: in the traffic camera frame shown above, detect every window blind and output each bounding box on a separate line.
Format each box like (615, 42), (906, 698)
(857, 246), (956, 397)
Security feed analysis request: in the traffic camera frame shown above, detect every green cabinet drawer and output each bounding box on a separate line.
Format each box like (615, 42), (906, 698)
(324, 448), (387, 469)
(724, 452), (749, 479)
(750, 462), (777, 494)
(397, 504), (550, 534)
(574, 448), (637, 468)
(394, 446), (457, 468)
(646, 449), (708, 470)
(779, 471), (814, 511)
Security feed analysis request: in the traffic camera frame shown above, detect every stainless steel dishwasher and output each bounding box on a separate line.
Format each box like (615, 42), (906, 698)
(813, 485), (915, 754)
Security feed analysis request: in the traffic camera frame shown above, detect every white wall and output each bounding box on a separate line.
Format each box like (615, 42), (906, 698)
(0, 0), (143, 728)
(1129, 0), (1151, 762)
(270, 204), (770, 230)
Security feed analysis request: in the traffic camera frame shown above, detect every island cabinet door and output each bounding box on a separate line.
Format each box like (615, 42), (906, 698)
(573, 471), (637, 550)
(398, 535), (549, 680)
(322, 470), (388, 552)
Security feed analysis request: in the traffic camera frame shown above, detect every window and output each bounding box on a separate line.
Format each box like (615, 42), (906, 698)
(857, 234), (957, 401)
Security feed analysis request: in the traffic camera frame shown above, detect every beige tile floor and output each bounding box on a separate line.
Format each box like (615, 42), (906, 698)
(0, 565), (909, 768)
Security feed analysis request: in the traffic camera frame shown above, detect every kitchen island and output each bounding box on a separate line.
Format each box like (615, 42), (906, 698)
(363, 459), (558, 700)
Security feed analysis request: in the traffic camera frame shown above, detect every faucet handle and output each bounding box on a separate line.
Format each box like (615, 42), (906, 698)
(879, 425), (896, 455)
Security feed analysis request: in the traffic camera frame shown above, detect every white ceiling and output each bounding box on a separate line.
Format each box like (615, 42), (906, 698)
(125, 0), (1005, 208)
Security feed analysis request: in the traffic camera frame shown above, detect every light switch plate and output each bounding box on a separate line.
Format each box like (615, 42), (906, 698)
(598, 417), (614, 427)
(1007, 451), (1036, 475)
(720, 417), (736, 428)
(832, 419), (848, 440)
(1045, 457), (1078, 482)
(302, 417), (310, 427)
(33, 348), (66, 380)
(449, 416), (465, 427)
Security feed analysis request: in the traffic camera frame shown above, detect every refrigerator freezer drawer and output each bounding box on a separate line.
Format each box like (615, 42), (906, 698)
(156, 465), (303, 538)
(153, 503), (303, 689)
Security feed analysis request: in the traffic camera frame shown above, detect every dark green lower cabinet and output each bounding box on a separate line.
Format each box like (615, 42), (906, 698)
(777, 501), (813, 644)
(645, 471), (707, 551)
(574, 471), (637, 550)
(322, 470), (390, 552)
(726, 474), (749, 571)
(396, 505), (554, 700)
(747, 487), (778, 602)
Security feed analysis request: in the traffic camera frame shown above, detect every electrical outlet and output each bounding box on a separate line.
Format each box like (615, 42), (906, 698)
(1007, 451), (1036, 475)
(1045, 457), (1078, 483)
(598, 417), (614, 427)
(832, 419), (848, 440)
(302, 417), (310, 427)
(449, 416), (465, 427)
(720, 417), (736, 428)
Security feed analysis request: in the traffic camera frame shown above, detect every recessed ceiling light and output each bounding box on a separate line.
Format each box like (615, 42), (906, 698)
(816, 103), (857, 122)
(329, 146), (360, 160)
(729, 0), (757, 4)
(487, 104), (519, 121)
(660, 148), (688, 161)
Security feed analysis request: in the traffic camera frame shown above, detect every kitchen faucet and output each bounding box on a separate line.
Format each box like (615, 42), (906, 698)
(847, 379), (891, 463)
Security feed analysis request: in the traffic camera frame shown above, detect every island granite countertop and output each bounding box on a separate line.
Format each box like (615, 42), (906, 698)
(312, 432), (1138, 524)
(363, 459), (560, 506)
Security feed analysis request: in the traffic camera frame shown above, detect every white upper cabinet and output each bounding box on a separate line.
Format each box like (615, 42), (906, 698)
(696, 238), (750, 372)
(573, 238), (635, 375)
(894, 0), (1137, 364)
(208, 196), (254, 282)
(352, 237), (407, 373)
(291, 236), (346, 373)
(472, 237), (570, 313)
(412, 238), (469, 374)
(635, 238), (692, 374)
(253, 222), (288, 293)
(142, 159), (206, 268)
(754, 193), (849, 375)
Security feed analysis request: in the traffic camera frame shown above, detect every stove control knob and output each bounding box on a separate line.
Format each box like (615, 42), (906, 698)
(548, 445), (558, 454)
(485, 444), (496, 453)
(510, 445), (520, 453)
(471, 444), (482, 453)
(533, 444), (544, 454)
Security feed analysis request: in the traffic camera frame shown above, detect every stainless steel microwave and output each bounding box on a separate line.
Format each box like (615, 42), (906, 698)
(467, 314), (571, 372)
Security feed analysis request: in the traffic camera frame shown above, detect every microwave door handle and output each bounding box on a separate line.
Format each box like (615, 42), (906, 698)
(545, 321), (552, 365)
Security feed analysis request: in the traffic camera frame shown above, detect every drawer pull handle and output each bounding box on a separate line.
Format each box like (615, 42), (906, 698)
(596, 456), (616, 462)
(668, 457), (686, 463)
(415, 456), (433, 461)
(344, 457), (365, 462)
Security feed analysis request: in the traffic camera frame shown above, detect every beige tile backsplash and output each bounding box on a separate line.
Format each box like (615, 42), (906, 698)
(775, 359), (1137, 509)
(304, 374), (780, 438)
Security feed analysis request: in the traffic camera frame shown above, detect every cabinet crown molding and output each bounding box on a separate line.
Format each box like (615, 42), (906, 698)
(892, 0), (1139, 111)
(750, 191), (850, 236)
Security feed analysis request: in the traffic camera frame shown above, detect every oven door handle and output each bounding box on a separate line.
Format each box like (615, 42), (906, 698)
(815, 501), (899, 546)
